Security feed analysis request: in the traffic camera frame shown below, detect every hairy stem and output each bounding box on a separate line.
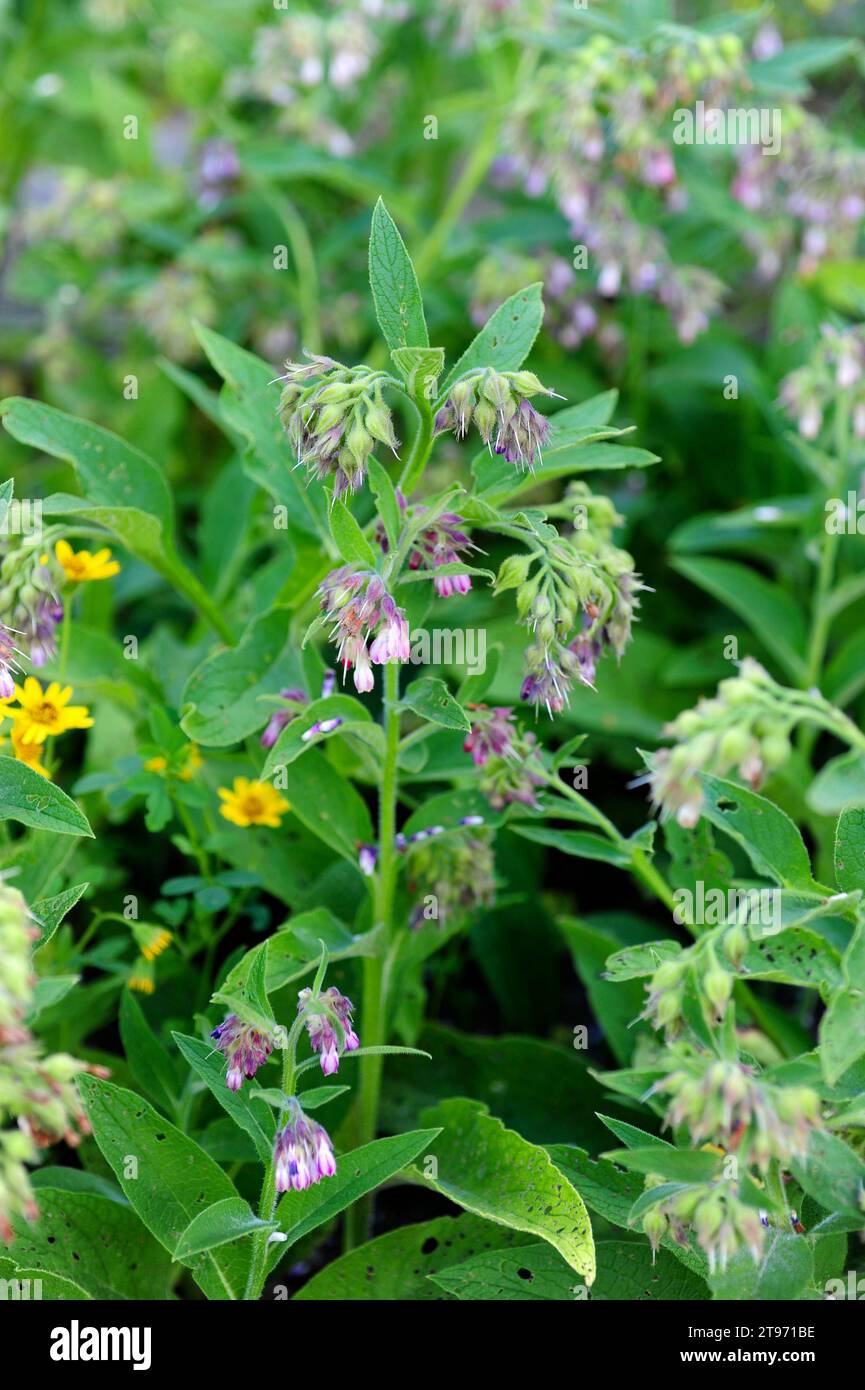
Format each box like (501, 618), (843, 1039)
(344, 660), (402, 1249)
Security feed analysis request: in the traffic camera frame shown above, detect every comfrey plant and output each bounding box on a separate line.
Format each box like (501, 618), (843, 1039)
(1, 196), (863, 1306)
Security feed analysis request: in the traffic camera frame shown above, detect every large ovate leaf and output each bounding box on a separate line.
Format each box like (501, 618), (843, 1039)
(181, 608), (299, 747)
(174, 1198), (276, 1261)
(78, 1074), (250, 1300)
(670, 556), (807, 682)
(413, 1098), (595, 1283)
(0, 759), (93, 837)
(698, 773), (818, 891)
(294, 1213), (533, 1300)
(431, 1237), (708, 1301)
(439, 283), (543, 395)
(368, 198), (428, 351)
(8, 1188), (170, 1300)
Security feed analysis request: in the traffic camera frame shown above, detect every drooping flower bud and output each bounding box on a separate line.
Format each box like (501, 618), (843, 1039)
(297, 985), (360, 1075)
(210, 1014), (274, 1091)
(274, 1101), (337, 1192)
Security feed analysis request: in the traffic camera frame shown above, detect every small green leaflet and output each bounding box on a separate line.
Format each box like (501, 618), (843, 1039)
(368, 199), (428, 351)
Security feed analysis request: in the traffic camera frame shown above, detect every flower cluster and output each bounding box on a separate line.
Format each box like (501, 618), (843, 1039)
(274, 1101), (336, 1193)
(297, 985), (360, 1075)
(779, 322), (865, 441)
(317, 566), (409, 692)
(501, 518), (643, 715)
(377, 493), (478, 598)
(279, 355), (399, 500)
(403, 823), (496, 929)
(210, 1014), (274, 1092)
(435, 369), (556, 472)
(491, 28), (743, 344)
(641, 1180), (766, 1276)
(463, 704), (545, 809)
(0, 882), (97, 1242)
(0, 537), (64, 676)
(653, 1053), (822, 1173)
(644, 659), (804, 828)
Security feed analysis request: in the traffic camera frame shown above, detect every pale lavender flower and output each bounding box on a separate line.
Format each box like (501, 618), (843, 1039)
(260, 687), (308, 749)
(358, 843), (378, 876)
(210, 1014), (273, 1092)
(274, 1103), (336, 1192)
(297, 986), (360, 1075)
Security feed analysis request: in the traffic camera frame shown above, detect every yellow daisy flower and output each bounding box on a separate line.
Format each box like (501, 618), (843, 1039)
(55, 538), (121, 582)
(9, 677), (94, 746)
(144, 754), (168, 773)
(9, 724), (51, 778)
(218, 776), (289, 828)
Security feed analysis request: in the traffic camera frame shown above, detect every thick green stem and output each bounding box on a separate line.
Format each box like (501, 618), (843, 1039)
(344, 661), (401, 1249)
(245, 1019), (305, 1300)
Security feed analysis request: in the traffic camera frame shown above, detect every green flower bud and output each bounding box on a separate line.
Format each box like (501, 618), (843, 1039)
(722, 924), (749, 968)
(703, 964), (732, 1013)
(761, 734), (791, 769)
(495, 552), (533, 594)
(718, 728), (752, 764)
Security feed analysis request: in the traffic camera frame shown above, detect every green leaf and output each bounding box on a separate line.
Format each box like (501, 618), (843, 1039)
(698, 773), (817, 890)
(431, 1237), (707, 1301)
(790, 1130), (865, 1219)
(413, 1098), (595, 1283)
(546, 1145), (707, 1276)
(31, 882), (89, 949)
(78, 1074), (251, 1300)
(391, 346), (445, 402)
(173, 1032), (274, 1165)
(174, 1198), (276, 1261)
(119, 990), (179, 1115)
(0, 397), (172, 536)
(193, 323), (328, 542)
(439, 284), (543, 396)
(276, 750), (373, 860)
(824, 629), (865, 708)
(0, 477), (13, 530)
(368, 199), (428, 351)
(400, 677), (471, 732)
(512, 824), (630, 867)
(367, 457), (402, 550)
(261, 695), (379, 777)
(558, 917), (651, 1065)
(820, 986), (865, 1085)
(670, 557), (807, 683)
(268, 1128), (441, 1269)
(181, 608), (298, 747)
(603, 940), (682, 981)
(0, 1267), (92, 1300)
(808, 751), (865, 815)
(219, 908), (377, 1000)
(0, 759), (93, 837)
(329, 497), (379, 568)
(8, 1187), (171, 1300)
(835, 808), (865, 893)
(602, 1147), (722, 1183)
(294, 1212), (533, 1300)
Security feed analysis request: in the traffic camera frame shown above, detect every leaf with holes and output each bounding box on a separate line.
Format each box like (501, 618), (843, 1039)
(412, 1098), (595, 1283)
(78, 1074), (251, 1300)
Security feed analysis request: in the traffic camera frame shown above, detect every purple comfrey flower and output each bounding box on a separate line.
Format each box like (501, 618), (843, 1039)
(210, 1014), (274, 1092)
(27, 598), (63, 668)
(196, 138), (241, 210)
(278, 357), (399, 501)
(0, 622), (23, 699)
(407, 509), (478, 598)
(459, 815), (485, 827)
(318, 567), (409, 693)
(493, 398), (551, 473)
(435, 368), (557, 473)
(297, 985), (360, 1075)
(301, 716), (343, 743)
(358, 843), (378, 876)
(260, 687), (308, 749)
(274, 1102), (336, 1192)
(320, 669), (336, 698)
(463, 705), (517, 766)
